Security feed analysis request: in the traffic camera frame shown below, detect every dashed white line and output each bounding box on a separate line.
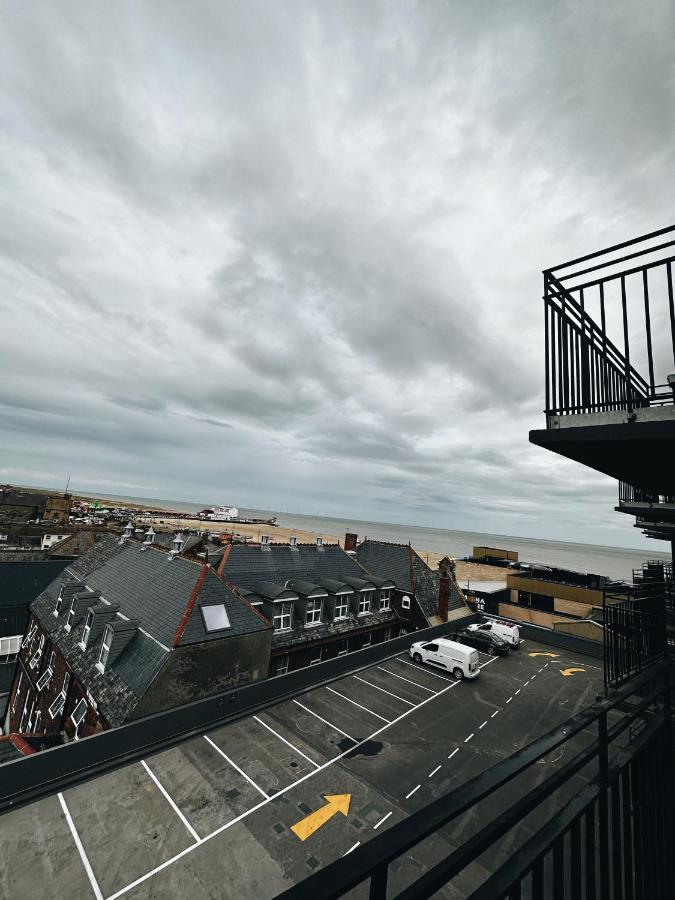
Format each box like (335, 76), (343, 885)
(58, 793), (104, 900)
(491, 710), (499, 718)
(352, 674), (415, 706)
(292, 699), (355, 741)
(203, 735), (270, 799)
(326, 686), (391, 723)
(524, 680), (530, 686)
(531, 674), (536, 680)
(406, 784), (421, 799)
(253, 715), (320, 768)
(506, 696), (513, 703)
(538, 667), (544, 673)
(448, 748), (459, 760)
(376, 666), (436, 693)
(141, 760), (200, 842)
(464, 733), (474, 743)
(515, 689), (521, 695)
(479, 720), (488, 730)
(344, 842), (361, 856)
(429, 764), (442, 778)
(373, 811), (393, 830)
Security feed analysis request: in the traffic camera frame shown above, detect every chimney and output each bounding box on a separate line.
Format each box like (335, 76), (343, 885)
(438, 559), (450, 621)
(344, 533), (358, 552)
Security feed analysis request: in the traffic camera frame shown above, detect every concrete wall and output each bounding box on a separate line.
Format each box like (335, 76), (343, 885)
(507, 574), (604, 606)
(553, 619), (604, 642)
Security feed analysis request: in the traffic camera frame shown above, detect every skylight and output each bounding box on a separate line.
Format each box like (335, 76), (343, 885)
(202, 604), (231, 632)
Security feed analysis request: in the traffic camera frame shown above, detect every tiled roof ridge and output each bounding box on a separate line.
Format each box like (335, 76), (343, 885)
(215, 571), (272, 628)
(408, 543), (416, 593)
(361, 538), (412, 550)
(172, 564), (210, 647)
(216, 542), (232, 576)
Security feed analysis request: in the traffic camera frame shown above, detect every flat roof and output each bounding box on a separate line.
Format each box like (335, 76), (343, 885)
(0, 636), (604, 898)
(460, 580), (508, 593)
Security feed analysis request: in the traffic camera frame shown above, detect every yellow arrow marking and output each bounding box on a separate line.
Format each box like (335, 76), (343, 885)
(291, 794), (351, 841)
(560, 667), (586, 677)
(528, 652), (559, 658)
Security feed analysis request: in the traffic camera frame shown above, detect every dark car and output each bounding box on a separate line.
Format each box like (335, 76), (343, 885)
(451, 628), (510, 657)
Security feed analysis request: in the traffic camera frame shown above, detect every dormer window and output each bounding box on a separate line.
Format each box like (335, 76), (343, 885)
(273, 601), (293, 632)
(80, 609), (94, 648)
(379, 589), (392, 611)
(65, 596), (77, 632)
(305, 599), (323, 626)
(358, 592), (372, 615)
(54, 585), (67, 617)
(97, 624), (113, 672)
(334, 594), (349, 620)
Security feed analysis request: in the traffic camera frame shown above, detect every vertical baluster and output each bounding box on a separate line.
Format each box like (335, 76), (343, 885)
(552, 836), (564, 900)
(570, 816), (582, 900)
(642, 269), (655, 392)
(585, 804), (596, 900)
(621, 766), (633, 900)
(621, 275), (631, 409)
(600, 282), (609, 408)
(611, 779), (622, 899)
(531, 856), (544, 900)
(668, 261), (675, 368)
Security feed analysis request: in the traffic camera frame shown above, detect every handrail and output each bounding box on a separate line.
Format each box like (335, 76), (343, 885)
(545, 223), (675, 273)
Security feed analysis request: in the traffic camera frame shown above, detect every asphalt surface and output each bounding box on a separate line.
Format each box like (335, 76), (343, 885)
(0, 637), (603, 899)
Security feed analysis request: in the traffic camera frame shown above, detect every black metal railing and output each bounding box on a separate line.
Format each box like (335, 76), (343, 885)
(618, 481), (675, 505)
(277, 664), (673, 900)
(544, 224), (675, 419)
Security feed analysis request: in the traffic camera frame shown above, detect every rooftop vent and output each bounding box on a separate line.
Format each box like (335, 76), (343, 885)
(142, 526), (155, 550)
(169, 531), (185, 559)
(119, 520), (134, 544)
(261, 534), (271, 551)
(316, 536), (324, 551)
(289, 534), (298, 550)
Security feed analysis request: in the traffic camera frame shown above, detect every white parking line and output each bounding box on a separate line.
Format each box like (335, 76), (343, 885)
(515, 689), (521, 695)
(524, 680), (530, 686)
(506, 697), (513, 703)
(58, 793), (104, 900)
(377, 666), (436, 693)
(203, 735), (270, 799)
(106, 655), (499, 900)
(374, 811), (393, 830)
(326, 686), (391, 723)
(344, 842), (361, 856)
(429, 765), (442, 778)
(396, 658), (454, 681)
(141, 760), (200, 842)
(352, 674), (415, 706)
(464, 733), (474, 743)
(406, 784), (421, 799)
(478, 720), (488, 730)
(292, 699), (355, 741)
(538, 667), (544, 673)
(448, 748), (459, 760)
(253, 715), (320, 768)
(491, 710), (499, 718)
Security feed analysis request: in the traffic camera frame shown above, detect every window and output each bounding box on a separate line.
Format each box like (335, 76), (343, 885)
(273, 601), (293, 632)
(310, 650), (322, 665)
(201, 604), (231, 632)
(20, 691), (32, 732)
(48, 649), (56, 670)
(80, 609), (94, 648)
(36, 667), (54, 691)
(33, 710), (42, 733)
(29, 634), (45, 669)
(97, 624), (113, 671)
(305, 598), (323, 626)
(358, 592), (372, 615)
(49, 672), (70, 720)
(274, 655), (289, 676)
(379, 589), (391, 611)
(362, 636), (371, 648)
(71, 698), (88, 734)
(54, 585), (66, 616)
(334, 594), (349, 620)
(0, 635), (21, 663)
(21, 623), (37, 650)
(382, 627), (392, 642)
(338, 648), (348, 657)
(65, 596), (77, 631)
(402, 595), (411, 610)
(11, 671), (22, 712)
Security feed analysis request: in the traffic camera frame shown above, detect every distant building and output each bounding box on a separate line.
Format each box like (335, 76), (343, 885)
(6, 531), (272, 742)
(0, 486), (72, 525)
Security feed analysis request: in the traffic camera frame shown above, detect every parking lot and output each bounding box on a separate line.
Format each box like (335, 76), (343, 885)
(0, 637), (603, 899)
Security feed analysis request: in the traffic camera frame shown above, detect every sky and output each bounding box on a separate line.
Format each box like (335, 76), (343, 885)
(1, 1), (674, 549)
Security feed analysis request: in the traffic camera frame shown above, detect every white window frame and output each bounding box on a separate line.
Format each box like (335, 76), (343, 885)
(21, 623), (37, 650)
(33, 709), (42, 734)
(274, 655), (289, 676)
(358, 592), (372, 616)
(54, 585), (66, 616)
(305, 598), (323, 626)
(71, 697), (88, 738)
(29, 634), (45, 670)
(273, 601), (293, 632)
(402, 595), (411, 610)
(338, 648), (348, 657)
(80, 609), (94, 649)
(36, 666), (54, 692)
(11, 671), (22, 712)
(382, 627), (392, 642)
(0, 635), (21, 662)
(334, 594), (349, 620)
(362, 636), (371, 648)
(20, 690), (32, 732)
(65, 596), (77, 632)
(97, 624), (113, 672)
(379, 589), (391, 611)
(310, 650), (322, 665)
(49, 672), (70, 720)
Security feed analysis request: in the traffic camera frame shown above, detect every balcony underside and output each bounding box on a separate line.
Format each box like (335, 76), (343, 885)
(615, 502), (675, 524)
(529, 419), (675, 494)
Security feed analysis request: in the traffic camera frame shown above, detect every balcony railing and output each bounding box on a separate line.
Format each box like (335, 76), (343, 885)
(618, 481), (675, 505)
(544, 224), (675, 419)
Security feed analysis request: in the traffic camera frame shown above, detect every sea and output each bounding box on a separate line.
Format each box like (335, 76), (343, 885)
(81, 492), (672, 583)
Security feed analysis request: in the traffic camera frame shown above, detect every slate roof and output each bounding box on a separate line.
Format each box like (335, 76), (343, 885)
(356, 540), (468, 622)
(30, 534), (271, 726)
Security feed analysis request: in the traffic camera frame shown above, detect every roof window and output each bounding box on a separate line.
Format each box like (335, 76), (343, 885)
(201, 604), (231, 632)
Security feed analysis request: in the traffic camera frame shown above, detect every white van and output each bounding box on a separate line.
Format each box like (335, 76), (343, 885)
(409, 637), (480, 680)
(468, 618), (521, 648)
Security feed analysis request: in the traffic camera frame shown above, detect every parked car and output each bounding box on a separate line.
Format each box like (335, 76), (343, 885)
(451, 628), (510, 657)
(468, 618), (521, 648)
(409, 637), (480, 680)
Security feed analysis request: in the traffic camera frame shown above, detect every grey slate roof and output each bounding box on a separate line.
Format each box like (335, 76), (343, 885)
(29, 534), (271, 725)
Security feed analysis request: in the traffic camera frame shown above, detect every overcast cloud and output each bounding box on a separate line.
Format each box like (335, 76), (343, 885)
(1, 1), (674, 549)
